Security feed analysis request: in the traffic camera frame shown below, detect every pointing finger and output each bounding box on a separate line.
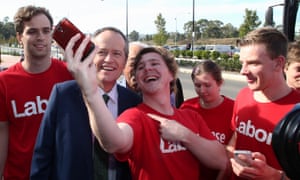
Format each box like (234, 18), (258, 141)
(147, 113), (167, 123)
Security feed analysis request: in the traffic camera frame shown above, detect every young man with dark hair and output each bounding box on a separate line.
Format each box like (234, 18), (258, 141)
(0, 5), (73, 179)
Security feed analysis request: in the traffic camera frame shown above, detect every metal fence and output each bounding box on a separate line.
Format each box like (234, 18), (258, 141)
(0, 45), (64, 60)
(0, 45), (204, 63)
(0, 46), (23, 56)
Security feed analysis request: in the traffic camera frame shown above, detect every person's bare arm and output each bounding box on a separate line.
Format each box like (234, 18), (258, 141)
(178, 126), (228, 170)
(0, 121), (9, 178)
(83, 92), (133, 153)
(226, 132), (237, 158)
(148, 113), (228, 170)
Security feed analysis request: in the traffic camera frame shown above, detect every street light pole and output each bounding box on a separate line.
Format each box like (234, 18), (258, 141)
(175, 18), (177, 46)
(126, 0), (128, 38)
(192, 0), (195, 57)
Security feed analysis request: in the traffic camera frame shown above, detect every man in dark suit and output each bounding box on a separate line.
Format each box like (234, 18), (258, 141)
(30, 27), (142, 180)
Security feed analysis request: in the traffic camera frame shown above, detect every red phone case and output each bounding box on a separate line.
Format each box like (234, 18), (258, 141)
(53, 18), (95, 61)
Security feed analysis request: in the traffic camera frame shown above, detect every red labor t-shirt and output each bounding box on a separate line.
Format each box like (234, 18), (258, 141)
(0, 59), (73, 179)
(115, 103), (215, 180)
(180, 95), (234, 145)
(180, 95), (234, 180)
(231, 87), (300, 172)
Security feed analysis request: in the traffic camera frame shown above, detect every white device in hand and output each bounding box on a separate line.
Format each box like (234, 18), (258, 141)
(234, 150), (252, 166)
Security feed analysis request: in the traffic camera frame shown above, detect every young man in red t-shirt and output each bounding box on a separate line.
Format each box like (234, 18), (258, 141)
(228, 27), (300, 180)
(65, 40), (229, 179)
(0, 5), (72, 179)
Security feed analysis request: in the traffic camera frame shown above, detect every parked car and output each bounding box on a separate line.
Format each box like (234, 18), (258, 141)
(205, 44), (234, 56)
(194, 45), (205, 50)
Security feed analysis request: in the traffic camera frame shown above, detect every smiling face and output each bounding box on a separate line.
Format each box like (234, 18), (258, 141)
(285, 61), (300, 91)
(285, 41), (300, 92)
(92, 30), (126, 90)
(17, 14), (52, 60)
(135, 52), (173, 96)
(124, 44), (145, 90)
(239, 44), (281, 91)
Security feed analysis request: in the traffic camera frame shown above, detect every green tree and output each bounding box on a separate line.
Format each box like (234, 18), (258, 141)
(239, 9), (261, 37)
(206, 20), (224, 38)
(0, 16), (16, 42)
(184, 19), (229, 39)
(176, 33), (186, 41)
(2, 22), (15, 40)
(3, 16), (9, 23)
(183, 20), (201, 40)
(0, 21), (4, 40)
(153, 13), (168, 45)
(183, 21), (193, 39)
(197, 19), (209, 39)
(129, 30), (139, 41)
(144, 34), (152, 41)
(222, 23), (239, 38)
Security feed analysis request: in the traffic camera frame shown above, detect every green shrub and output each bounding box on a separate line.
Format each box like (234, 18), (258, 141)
(210, 51), (220, 60)
(193, 50), (202, 59)
(232, 54), (240, 61)
(176, 52), (242, 73)
(232, 58), (242, 71)
(185, 50), (193, 58)
(220, 53), (230, 60)
(202, 51), (210, 59)
(171, 50), (180, 58)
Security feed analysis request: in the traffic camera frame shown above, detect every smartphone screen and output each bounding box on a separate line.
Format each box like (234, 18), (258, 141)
(233, 150), (252, 166)
(53, 18), (95, 61)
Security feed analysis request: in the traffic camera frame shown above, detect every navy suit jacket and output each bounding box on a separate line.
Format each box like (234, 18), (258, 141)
(30, 80), (142, 180)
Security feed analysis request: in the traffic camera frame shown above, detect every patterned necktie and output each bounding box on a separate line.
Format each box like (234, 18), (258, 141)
(94, 94), (110, 180)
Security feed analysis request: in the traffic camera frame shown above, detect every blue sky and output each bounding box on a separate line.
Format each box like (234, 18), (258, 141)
(0, 0), (287, 34)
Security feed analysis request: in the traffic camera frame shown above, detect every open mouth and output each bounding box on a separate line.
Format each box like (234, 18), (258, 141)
(144, 75), (158, 83)
(101, 65), (115, 71)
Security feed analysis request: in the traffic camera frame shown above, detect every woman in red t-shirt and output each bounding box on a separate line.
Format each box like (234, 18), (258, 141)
(180, 60), (234, 179)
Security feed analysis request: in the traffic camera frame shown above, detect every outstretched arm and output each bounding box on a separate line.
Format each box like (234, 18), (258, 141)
(64, 34), (133, 153)
(148, 113), (228, 171)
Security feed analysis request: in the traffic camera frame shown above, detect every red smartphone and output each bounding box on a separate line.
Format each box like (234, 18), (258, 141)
(52, 18), (95, 61)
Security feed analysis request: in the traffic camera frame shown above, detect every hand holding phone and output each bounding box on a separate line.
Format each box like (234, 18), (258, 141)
(52, 18), (95, 61)
(234, 150), (252, 167)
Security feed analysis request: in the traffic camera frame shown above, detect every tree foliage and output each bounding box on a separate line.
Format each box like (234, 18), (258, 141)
(0, 16), (16, 44)
(222, 23), (239, 38)
(153, 13), (168, 45)
(239, 9), (261, 37)
(129, 30), (139, 41)
(183, 18), (239, 41)
(0, 16), (17, 44)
